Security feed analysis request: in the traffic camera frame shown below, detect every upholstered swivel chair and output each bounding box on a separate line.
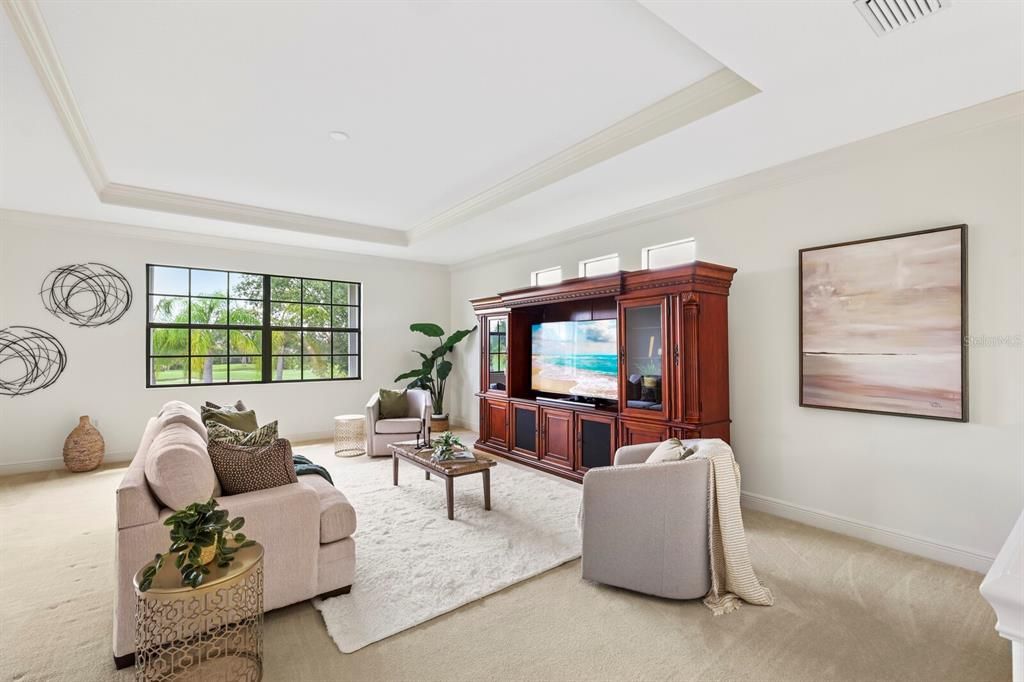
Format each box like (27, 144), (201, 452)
(364, 389), (432, 457)
(580, 440), (710, 599)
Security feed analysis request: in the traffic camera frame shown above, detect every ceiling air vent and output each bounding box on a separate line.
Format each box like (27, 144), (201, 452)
(855, 0), (950, 36)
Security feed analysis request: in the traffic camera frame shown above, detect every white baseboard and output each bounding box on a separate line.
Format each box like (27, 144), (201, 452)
(0, 451), (134, 476)
(741, 491), (994, 573)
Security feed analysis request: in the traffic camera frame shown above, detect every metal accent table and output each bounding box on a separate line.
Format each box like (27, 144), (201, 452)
(334, 413), (366, 457)
(133, 543), (264, 681)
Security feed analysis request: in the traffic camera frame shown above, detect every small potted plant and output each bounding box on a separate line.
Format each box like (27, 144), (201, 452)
(430, 431), (465, 462)
(138, 498), (255, 592)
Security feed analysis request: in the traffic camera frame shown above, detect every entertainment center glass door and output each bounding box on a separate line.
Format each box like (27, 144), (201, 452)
(486, 315), (508, 394)
(619, 297), (670, 420)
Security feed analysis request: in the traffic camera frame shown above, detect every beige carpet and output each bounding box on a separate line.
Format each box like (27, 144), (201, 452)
(0, 439), (1010, 682)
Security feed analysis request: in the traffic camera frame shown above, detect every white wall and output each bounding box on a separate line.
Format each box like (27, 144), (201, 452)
(448, 104), (1024, 569)
(0, 214), (450, 472)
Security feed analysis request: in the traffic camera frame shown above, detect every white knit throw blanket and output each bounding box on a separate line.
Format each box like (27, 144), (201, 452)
(695, 439), (774, 615)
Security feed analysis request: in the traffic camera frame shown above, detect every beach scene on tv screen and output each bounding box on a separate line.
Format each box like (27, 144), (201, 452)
(532, 320), (618, 400)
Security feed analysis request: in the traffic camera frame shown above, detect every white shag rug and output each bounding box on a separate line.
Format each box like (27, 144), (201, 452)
(297, 443), (582, 653)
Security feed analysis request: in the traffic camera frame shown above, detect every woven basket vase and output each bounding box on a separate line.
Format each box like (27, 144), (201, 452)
(63, 415), (105, 473)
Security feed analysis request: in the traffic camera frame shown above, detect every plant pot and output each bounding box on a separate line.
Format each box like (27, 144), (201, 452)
(63, 415), (105, 473)
(198, 544), (217, 566)
(430, 414), (450, 432)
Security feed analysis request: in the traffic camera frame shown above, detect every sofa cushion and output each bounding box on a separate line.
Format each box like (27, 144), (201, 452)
(375, 417), (422, 434)
(144, 422), (218, 510)
(156, 401), (208, 443)
(300, 475), (357, 543)
(207, 438), (299, 495)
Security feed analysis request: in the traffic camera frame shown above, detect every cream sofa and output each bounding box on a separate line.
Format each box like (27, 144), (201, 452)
(580, 441), (710, 600)
(113, 401), (356, 668)
(364, 388), (432, 456)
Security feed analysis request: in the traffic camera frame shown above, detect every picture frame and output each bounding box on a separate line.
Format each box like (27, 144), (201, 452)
(799, 224), (968, 422)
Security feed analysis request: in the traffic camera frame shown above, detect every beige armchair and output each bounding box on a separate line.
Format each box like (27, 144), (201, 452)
(580, 441), (710, 600)
(365, 389), (432, 457)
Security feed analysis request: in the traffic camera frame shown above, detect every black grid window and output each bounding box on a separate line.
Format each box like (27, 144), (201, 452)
(146, 265), (361, 387)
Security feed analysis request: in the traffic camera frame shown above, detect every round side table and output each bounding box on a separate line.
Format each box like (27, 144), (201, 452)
(334, 414), (365, 457)
(134, 543), (264, 682)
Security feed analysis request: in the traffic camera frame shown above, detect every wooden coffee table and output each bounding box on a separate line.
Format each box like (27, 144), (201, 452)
(389, 440), (496, 520)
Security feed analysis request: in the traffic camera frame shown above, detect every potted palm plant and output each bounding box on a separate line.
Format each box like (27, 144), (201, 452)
(395, 322), (477, 432)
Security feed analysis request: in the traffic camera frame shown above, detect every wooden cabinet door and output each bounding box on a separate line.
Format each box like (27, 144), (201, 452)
(483, 398), (509, 449)
(618, 296), (672, 421)
(510, 402), (539, 458)
(539, 407), (573, 469)
(619, 418), (670, 446)
(576, 412), (616, 473)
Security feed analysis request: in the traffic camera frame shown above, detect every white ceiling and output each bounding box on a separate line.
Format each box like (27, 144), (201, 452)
(1, 0), (1022, 264)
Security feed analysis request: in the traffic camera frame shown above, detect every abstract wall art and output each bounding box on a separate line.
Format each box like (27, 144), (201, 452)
(0, 326), (68, 397)
(800, 224), (967, 421)
(40, 262), (133, 327)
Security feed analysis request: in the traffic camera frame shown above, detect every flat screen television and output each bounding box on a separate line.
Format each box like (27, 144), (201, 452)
(531, 319), (618, 401)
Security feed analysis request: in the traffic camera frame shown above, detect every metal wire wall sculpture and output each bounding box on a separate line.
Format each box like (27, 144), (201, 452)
(40, 263), (133, 327)
(0, 326), (68, 396)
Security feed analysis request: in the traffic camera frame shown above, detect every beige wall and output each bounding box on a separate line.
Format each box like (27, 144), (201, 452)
(448, 103), (1024, 569)
(0, 215), (450, 472)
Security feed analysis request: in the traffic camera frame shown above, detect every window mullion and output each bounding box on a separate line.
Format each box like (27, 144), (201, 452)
(261, 274), (272, 383)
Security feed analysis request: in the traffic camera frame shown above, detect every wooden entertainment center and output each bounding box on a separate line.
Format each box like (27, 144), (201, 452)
(470, 261), (735, 483)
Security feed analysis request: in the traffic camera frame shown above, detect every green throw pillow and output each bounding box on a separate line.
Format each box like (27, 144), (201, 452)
(207, 420), (279, 446)
(200, 405), (258, 433)
(379, 389), (408, 419)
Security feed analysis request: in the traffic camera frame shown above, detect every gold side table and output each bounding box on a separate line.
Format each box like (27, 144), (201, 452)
(334, 413), (365, 457)
(133, 543), (264, 681)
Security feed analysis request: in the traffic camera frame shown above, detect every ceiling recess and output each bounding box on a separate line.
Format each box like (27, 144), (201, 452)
(855, 0), (949, 36)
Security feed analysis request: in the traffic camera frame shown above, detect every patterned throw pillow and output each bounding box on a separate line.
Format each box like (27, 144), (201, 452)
(207, 420), (279, 446)
(207, 438), (298, 495)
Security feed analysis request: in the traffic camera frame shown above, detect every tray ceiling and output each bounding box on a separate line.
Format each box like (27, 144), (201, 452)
(1, 0), (1021, 264)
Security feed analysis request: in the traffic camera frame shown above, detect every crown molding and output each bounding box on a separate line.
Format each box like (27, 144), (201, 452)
(449, 90), (1024, 272)
(409, 68), (759, 242)
(98, 183), (407, 245)
(2, 0), (108, 192)
(2, 0), (407, 246)
(0, 208), (447, 270)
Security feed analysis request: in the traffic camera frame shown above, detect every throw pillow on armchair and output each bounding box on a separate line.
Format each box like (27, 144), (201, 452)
(378, 389), (409, 419)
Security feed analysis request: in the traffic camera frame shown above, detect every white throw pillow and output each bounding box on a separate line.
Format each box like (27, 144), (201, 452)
(645, 438), (696, 463)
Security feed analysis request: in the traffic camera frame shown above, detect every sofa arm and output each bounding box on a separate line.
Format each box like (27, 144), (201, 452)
(613, 442), (659, 466)
(581, 460), (710, 599)
(365, 393), (380, 442)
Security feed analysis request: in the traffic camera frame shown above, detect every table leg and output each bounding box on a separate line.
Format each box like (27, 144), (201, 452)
(483, 468), (491, 511)
(392, 452), (398, 486)
(445, 476), (454, 520)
